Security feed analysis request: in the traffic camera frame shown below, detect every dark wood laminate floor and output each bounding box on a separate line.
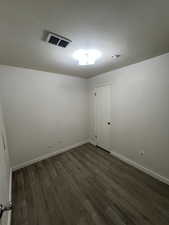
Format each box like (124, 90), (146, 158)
(12, 144), (169, 225)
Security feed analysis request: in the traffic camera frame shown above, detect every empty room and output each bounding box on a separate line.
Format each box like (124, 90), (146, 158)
(0, 0), (169, 225)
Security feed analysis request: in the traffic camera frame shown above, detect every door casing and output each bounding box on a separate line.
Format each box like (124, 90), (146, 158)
(93, 85), (112, 151)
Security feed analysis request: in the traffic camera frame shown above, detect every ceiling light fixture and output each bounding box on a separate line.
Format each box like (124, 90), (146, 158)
(73, 49), (102, 66)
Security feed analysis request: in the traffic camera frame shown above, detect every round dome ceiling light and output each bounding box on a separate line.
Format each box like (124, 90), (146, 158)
(73, 49), (102, 66)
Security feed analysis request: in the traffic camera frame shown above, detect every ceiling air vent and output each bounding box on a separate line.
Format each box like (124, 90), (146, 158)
(46, 32), (71, 48)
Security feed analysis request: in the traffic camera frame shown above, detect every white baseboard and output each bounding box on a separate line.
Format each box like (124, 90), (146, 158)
(110, 150), (169, 186)
(7, 168), (12, 225)
(89, 140), (169, 186)
(12, 140), (89, 171)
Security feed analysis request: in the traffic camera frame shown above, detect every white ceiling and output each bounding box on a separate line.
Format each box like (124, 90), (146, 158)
(1, 0), (169, 78)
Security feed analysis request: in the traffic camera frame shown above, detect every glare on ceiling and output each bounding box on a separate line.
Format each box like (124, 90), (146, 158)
(73, 49), (102, 66)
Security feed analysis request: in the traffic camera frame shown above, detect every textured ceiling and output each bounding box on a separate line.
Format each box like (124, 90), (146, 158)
(1, 0), (169, 78)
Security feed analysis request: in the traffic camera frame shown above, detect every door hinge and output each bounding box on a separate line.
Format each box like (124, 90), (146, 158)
(94, 92), (96, 96)
(95, 135), (97, 139)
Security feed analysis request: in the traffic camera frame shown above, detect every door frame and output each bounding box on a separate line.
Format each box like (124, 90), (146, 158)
(93, 84), (112, 151)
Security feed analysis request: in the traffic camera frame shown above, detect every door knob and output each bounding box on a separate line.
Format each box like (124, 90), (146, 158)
(0, 202), (13, 219)
(107, 122), (111, 125)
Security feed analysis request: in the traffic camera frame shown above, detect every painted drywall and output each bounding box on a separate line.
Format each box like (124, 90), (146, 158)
(0, 66), (89, 167)
(89, 53), (169, 181)
(0, 104), (11, 225)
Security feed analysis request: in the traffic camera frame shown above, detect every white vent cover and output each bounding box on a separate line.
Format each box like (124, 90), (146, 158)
(46, 32), (72, 48)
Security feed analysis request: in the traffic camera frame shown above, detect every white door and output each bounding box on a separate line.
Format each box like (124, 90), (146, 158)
(94, 85), (112, 151)
(0, 105), (10, 225)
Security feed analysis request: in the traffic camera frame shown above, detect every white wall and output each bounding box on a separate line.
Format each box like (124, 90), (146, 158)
(0, 53), (169, 184)
(0, 66), (89, 168)
(89, 53), (169, 181)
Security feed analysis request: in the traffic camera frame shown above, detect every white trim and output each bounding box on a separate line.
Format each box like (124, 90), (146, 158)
(92, 84), (112, 151)
(7, 168), (12, 225)
(110, 149), (169, 186)
(86, 141), (169, 186)
(92, 81), (113, 88)
(12, 140), (89, 171)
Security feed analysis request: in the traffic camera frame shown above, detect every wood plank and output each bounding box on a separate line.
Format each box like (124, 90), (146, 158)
(12, 144), (169, 225)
